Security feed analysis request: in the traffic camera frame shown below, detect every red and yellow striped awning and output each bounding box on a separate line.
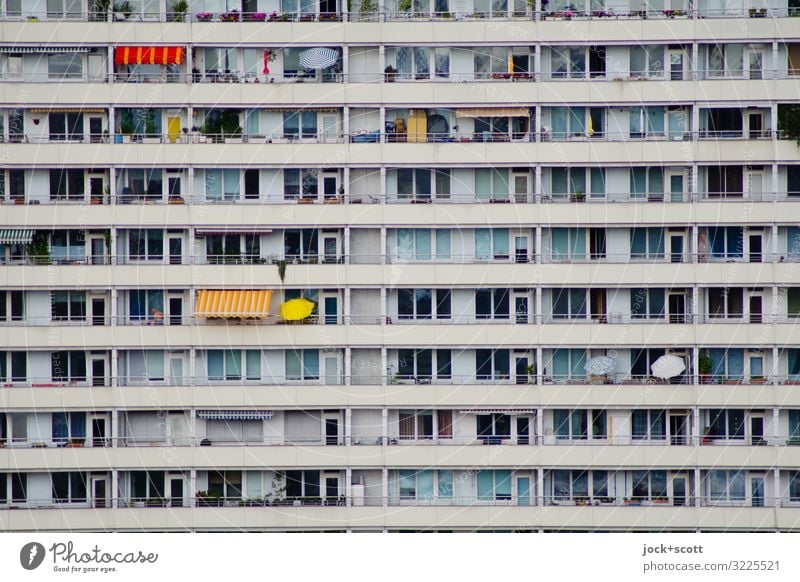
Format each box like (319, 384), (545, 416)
(115, 46), (184, 66)
(195, 290), (272, 319)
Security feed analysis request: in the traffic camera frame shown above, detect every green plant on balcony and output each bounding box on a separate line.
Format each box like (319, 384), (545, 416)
(27, 232), (50, 265)
(778, 104), (800, 145)
(698, 350), (712, 378)
(276, 259), (288, 282)
(398, 0), (412, 12)
(360, 0), (378, 14)
(114, 0), (134, 18)
(170, 0), (188, 21)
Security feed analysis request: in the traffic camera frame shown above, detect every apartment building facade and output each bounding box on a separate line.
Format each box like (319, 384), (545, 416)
(0, 0), (800, 532)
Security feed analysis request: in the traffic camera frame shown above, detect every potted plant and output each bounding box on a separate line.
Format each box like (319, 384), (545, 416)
(571, 190), (586, 202)
(384, 65), (397, 82)
(526, 363), (537, 384)
(27, 231), (51, 265)
(113, 0), (134, 20)
(196, 11), (213, 21)
(698, 350), (712, 383)
(220, 9), (241, 21)
(196, 490), (222, 507)
(91, 0), (112, 20)
(245, 11), (267, 21)
(398, 0), (412, 12)
(169, 0), (188, 22)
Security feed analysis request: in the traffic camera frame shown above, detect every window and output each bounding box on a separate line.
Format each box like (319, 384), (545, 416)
(285, 349), (320, 381)
(474, 229), (509, 260)
(128, 230), (163, 261)
(707, 470), (745, 501)
(398, 470), (434, 500)
(707, 44), (744, 78)
(51, 412), (86, 446)
(789, 471), (800, 502)
(549, 108), (586, 139)
(551, 228), (586, 261)
(51, 351), (86, 382)
(205, 169), (240, 201)
(788, 166), (800, 197)
(630, 288), (665, 319)
(0, 351), (27, 382)
(48, 53), (82, 80)
(549, 349), (587, 383)
(629, 107), (665, 138)
(0, 473), (27, 504)
(788, 228), (800, 260)
(707, 288), (744, 319)
(630, 168), (664, 199)
(126, 350), (164, 383)
(476, 289), (510, 320)
(206, 234), (256, 265)
(789, 289), (800, 318)
(474, 168), (509, 201)
(52, 472), (87, 503)
(396, 169), (450, 200)
(283, 169), (318, 201)
(473, 47), (510, 79)
(49, 169), (85, 200)
(551, 48), (586, 79)
(1, 169), (26, 201)
(707, 348), (744, 381)
(705, 409), (745, 440)
(244, 169), (260, 199)
(49, 113), (83, 141)
(554, 409), (607, 440)
(552, 289), (587, 320)
(475, 349), (510, 380)
(630, 228), (664, 259)
(128, 290), (164, 323)
(707, 166), (743, 197)
(207, 470), (242, 500)
(130, 471), (165, 501)
(50, 230), (85, 263)
(631, 348), (666, 379)
(552, 470), (609, 500)
(551, 167), (589, 198)
(0, 291), (24, 321)
(284, 229), (318, 261)
(399, 410), (434, 440)
(477, 414), (511, 442)
(705, 227), (743, 259)
(398, 289), (451, 320)
(118, 168), (163, 199)
(629, 46), (664, 77)
(283, 111), (318, 139)
(396, 229), (450, 261)
(397, 349), (451, 381)
(394, 47), (433, 80)
(51, 291), (86, 322)
(631, 470), (668, 500)
(285, 470), (319, 499)
(477, 470), (512, 500)
(631, 410), (666, 440)
(208, 350), (243, 381)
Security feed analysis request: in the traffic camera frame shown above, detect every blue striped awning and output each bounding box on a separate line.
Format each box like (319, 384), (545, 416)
(0, 229), (34, 244)
(197, 410), (274, 421)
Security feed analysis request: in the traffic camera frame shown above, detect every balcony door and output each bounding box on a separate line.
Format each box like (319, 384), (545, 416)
(90, 476), (108, 508)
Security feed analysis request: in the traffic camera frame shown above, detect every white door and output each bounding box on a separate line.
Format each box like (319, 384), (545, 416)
(169, 356), (184, 386)
(747, 172), (763, 200)
(322, 116), (338, 142)
(324, 356), (341, 385)
(168, 414), (184, 447)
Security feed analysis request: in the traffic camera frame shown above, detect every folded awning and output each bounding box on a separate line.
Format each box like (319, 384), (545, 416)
(458, 409), (536, 415)
(0, 46), (93, 54)
(0, 229), (34, 244)
(195, 290), (272, 319)
(31, 108), (105, 114)
(194, 228), (272, 236)
(456, 107), (531, 118)
(115, 46), (184, 65)
(197, 410), (274, 421)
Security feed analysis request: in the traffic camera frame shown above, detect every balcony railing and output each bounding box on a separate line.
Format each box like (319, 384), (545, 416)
(4, 495), (800, 512)
(5, 433), (799, 449)
(1, 7), (797, 23)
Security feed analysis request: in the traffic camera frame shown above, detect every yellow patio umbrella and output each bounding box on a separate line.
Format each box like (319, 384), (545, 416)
(280, 298), (316, 321)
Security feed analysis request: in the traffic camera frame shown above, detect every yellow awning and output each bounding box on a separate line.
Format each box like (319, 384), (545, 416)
(456, 107), (530, 118)
(280, 298), (316, 321)
(195, 290), (272, 319)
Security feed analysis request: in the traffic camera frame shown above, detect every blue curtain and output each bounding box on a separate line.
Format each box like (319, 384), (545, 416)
(438, 471), (453, 497)
(477, 470), (494, 499)
(52, 412), (68, 443)
(70, 412), (86, 439)
(418, 470), (434, 500)
(495, 470), (511, 499)
(303, 350), (319, 378)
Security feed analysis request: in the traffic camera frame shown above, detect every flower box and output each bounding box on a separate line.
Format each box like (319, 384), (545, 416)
(220, 10), (240, 21)
(196, 12), (213, 21)
(244, 12), (267, 21)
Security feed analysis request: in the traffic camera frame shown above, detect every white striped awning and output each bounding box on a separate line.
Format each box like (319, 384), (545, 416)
(0, 229), (34, 244)
(459, 409), (536, 415)
(0, 46), (93, 54)
(194, 228), (272, 236)
(197, 410), (274, 421)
